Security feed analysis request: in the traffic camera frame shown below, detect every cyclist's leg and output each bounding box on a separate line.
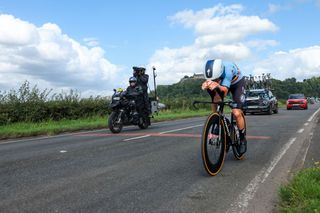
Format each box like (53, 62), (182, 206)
(207, 89), (221, 136)
(230, 78), (247, 153)
(232, 109), (245, 129)
(230, 77), (246, 129)
(207, 89), (221, 112)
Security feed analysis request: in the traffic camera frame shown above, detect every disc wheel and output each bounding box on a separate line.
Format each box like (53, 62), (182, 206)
(201, 113), (227, 176)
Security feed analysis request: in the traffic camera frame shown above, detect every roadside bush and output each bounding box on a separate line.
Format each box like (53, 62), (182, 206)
(0, 81), (109, 125)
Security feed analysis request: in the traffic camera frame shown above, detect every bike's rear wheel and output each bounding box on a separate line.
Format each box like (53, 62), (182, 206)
(201, 113), (227, 176)
(232, 112), (247, 160)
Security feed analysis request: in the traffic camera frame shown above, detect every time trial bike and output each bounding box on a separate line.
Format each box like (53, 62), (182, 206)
(193, 89), (247, 176)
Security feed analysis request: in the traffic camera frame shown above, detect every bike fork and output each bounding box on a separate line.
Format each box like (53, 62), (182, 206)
(117, 110), (124, 123)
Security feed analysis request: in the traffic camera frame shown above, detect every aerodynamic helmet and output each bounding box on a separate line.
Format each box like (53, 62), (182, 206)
(204, 59), (224, 80)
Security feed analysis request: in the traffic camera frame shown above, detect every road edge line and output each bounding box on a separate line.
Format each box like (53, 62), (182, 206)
(227, 137), (297, 213)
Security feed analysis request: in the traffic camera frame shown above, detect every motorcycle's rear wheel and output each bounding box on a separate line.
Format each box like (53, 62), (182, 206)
(138, 116), (150, 129)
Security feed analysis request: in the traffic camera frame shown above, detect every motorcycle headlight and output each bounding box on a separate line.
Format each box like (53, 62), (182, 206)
(113, 97), (120, 101)
(263, 100), (269, 105)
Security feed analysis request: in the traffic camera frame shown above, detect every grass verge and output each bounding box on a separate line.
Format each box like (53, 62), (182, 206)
(0, 116), (107, 140)
(278, 99), (287, 108)
(153, 109), (213, 122)
(279, 165), (320, 213)
(0, 109), (213, 140)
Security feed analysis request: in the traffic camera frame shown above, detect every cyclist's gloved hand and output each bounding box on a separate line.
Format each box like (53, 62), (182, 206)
(201, 80), (211, 90)
(202, 80), (219, 91)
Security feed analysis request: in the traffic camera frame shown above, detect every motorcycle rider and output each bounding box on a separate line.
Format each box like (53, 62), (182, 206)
(201, 59), (247, 154)
(133, 66), (150, 116)
(125, 77), (144, 116)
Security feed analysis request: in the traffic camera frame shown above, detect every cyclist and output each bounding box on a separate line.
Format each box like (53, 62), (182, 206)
(201, 59), (247, 154)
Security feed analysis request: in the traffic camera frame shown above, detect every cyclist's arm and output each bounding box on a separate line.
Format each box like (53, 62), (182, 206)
(219, 69), (232, 97)
(216, 85), (228, 97)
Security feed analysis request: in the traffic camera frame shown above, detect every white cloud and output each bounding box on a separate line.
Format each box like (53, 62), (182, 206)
(267, 4), (292, 14)
(171, 4), (277, 45)
(268, 4), (281, 13)
(0, 14), (39, 45)
(246, 39), (279, 50)
(253, 46), (320, 80)
(149, 4), (278, 84)
(83, 37), (99, 47)
(0, 14), (121, 96)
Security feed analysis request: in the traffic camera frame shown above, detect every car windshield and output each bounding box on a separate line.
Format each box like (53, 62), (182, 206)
(246, 91), (268, 99)
(289, 94), (305, 99)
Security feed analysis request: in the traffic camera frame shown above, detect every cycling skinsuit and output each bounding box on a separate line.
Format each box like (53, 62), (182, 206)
(220, 62), (246, 109)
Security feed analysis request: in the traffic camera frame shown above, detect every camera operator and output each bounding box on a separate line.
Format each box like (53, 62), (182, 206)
(133, 66), (150, 116)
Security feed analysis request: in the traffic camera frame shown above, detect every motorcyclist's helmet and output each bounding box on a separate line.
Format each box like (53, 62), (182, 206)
(129, 76), (137, 87)
(204, 59), (224, 81)
(133, 66), (146, 75)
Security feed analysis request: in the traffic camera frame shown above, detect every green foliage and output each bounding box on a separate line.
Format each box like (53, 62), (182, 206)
(279, 166), (320, 212)
(271, 77), (320, 99)
(0, 81), (109, 125)
(158, 79), (207, 98)
(157, 78), (211, 110)
(1, 76), (320, 126)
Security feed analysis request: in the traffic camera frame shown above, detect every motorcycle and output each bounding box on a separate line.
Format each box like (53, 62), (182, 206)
(108, 88), (152, 133)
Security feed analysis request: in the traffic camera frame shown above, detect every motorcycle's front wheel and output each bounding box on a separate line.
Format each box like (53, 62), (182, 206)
(108, 111), (123, 133)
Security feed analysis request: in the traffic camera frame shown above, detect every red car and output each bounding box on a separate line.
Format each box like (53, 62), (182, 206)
(287, 94), (308, 110)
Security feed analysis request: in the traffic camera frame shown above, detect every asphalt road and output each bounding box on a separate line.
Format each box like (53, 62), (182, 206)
(1, 103), (319, 213)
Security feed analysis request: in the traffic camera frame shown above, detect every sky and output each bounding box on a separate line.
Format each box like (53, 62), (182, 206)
(0, 0), (320, 96)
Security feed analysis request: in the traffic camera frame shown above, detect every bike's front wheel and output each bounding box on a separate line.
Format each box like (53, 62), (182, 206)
(201, 113), (227, 176)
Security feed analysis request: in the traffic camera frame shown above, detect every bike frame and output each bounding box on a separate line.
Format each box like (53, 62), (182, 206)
(193, 100), (235, 139)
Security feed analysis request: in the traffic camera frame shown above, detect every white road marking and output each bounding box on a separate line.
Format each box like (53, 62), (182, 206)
(304, 122), (309, 126)
(123, 135), (151, 141)
(60, 150), (67, 153)
(307, 106), (320, 122)
(159, 124), (203, 134)
(301, 133), (313, 166)
(123, 124), (203, 141)
(227, 137), (297, 213)
(297, 128), (304, 133)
